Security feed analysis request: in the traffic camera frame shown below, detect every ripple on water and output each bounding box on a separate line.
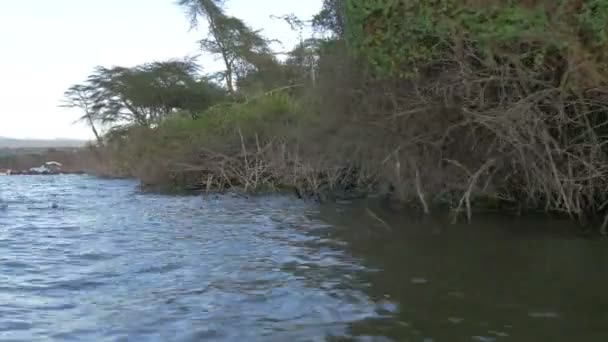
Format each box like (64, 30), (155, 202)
(0, 260), (35, 269)
(72, 251), (117, 262)
(0, 176), (388, 341)
(0, 321), (33, 332)
(135, 263), (183, 275)
(44, 279), (107, 293)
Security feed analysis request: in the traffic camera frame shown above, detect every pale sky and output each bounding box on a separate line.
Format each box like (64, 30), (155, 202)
(0, 0), (321, 140)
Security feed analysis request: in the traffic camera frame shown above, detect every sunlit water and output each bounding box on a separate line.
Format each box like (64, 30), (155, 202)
(0, 175), (606, 341)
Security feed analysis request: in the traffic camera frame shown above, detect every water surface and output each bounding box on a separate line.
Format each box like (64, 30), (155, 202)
(0, 175), (606, 341)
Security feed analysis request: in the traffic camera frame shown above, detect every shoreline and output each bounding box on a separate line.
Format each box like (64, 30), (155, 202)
(136, 175), (605, 237)
(1, 170), (603, 236)
(2, 171), (87, 176)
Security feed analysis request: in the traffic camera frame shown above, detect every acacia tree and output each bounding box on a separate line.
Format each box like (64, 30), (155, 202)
(178, 0), (275, 94)
(62, 84), (104, 144)
(86, 59), (207, 125)
(63, 58), (225, 134)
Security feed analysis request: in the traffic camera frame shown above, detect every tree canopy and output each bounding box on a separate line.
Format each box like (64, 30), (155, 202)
(63, 58), (226, 136)
(178, 0), (277, 93)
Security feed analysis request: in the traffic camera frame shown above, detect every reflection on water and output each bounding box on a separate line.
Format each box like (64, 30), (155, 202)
(314, 201), (608, 341)
(0, 176), (606, 341)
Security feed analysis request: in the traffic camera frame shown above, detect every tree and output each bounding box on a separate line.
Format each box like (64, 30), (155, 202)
(178, 0), (275, 94)
(268, 14), (320, 88)
(312, 0), (346, 38)
(85, 59), (205, 126)
(64, 58), (225, 133)
(61, 84), (104, 144)
(285, 38), (322, 87)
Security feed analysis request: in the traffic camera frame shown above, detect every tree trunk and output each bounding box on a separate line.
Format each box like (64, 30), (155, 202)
(87, 114), (103, 145)
(224, 63), (235, 94)
(206, 7), (235, 94)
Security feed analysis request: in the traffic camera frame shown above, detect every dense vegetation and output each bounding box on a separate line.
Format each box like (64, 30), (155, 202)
(65, 0), (608, 232)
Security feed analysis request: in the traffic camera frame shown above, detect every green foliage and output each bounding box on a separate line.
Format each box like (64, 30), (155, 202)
(313, 0), (346, 37)
(345, 0), (449, 76)
(456, 5), (549, 43)
(177, 0), (225, 27)
(579, 0), (608, 48)
(104, 92), (304, 179)
(344, 0), (608, 77)
(192, 92), (301, 137)
(178, 76), (227, 118)
(119, 92), (299, 144)
(64, 58), (226, 131)
(178, 0), (277, 93)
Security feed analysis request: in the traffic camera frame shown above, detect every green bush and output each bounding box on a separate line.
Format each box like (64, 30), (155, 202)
(105, 92), (306, 181)
(345, 0), (608, 77)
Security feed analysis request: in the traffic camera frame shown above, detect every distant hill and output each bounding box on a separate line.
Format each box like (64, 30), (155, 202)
(0, 136), (88, 148)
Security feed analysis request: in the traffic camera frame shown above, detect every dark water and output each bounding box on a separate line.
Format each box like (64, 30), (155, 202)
(0, 176), (606, 341)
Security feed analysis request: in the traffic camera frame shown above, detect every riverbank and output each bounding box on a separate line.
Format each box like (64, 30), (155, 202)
(3, 171), (87, 176)
(0, 146), (122, 179)
(64, 1), (608, 233)
(87, 86), (607, 233)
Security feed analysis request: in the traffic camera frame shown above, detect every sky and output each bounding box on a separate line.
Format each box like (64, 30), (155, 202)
(0, 0), (322, 140)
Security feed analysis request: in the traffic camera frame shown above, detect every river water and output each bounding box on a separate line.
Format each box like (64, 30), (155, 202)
(0, 175), (606, 341)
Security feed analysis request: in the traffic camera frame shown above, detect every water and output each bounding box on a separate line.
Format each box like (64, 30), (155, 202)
(0, 175), (606, 341)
